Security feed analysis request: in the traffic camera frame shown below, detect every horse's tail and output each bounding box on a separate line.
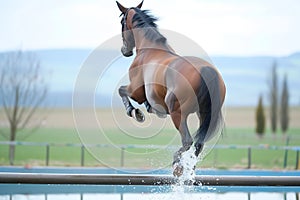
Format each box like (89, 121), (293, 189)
(194, 66), (224, 156)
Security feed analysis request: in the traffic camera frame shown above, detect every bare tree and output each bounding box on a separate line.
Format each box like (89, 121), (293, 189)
(280, 74), (289, 136)
(269, 61), (278, 136)
(0, 50), (47, 165)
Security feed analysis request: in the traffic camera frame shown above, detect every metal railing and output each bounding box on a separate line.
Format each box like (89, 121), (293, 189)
(1, 172), (300, 186)
(0, 141), (299, 169)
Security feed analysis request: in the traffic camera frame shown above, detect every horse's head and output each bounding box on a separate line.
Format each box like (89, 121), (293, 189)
(116, 1), (143, 57)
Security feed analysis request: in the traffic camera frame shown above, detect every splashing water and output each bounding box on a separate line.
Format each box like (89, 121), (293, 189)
(147, 125), (223, 200)
(169, 146), (200, 199)
(147, 146), (217, 200)
(149, 147), (201, 200)
(177, 146), (199, 185)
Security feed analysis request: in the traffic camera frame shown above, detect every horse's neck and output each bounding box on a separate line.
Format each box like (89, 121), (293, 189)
(135, 42), (176, 60)
(133, 30), (174, 54)
(132, 32), (178, 66)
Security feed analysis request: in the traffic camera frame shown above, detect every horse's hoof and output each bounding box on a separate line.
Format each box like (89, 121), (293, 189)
(173, 162), (183, 177)
(131, 109), (145, 123)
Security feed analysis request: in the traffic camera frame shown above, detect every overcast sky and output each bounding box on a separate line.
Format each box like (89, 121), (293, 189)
(1, 0), (299, 56)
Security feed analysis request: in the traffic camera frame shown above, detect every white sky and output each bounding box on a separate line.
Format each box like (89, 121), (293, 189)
(1, 0), (300, 56)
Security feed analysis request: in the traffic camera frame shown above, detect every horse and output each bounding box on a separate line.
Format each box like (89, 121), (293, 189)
(116, 1), (226, 177)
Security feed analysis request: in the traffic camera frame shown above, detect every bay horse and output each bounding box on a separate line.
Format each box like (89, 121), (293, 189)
(116, 1), (226, 176)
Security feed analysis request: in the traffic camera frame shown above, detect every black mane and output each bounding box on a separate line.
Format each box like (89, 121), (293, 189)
(131, 8), (167, 44)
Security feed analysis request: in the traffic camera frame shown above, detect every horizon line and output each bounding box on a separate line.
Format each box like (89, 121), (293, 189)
(0, 47), (299, 58)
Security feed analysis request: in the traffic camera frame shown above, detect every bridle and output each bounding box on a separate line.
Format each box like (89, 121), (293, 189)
(120, 7), (133, 29)
(120, 8), (135, 56)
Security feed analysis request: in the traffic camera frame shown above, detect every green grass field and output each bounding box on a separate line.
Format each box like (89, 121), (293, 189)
(0, 107), (299, 169)
(0, 127), (299, 169)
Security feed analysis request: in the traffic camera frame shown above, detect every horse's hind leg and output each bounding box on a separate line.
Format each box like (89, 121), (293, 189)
(170, 111), (193, 177)
(118, 85), (145, 122)
(166, 92), (193, 176)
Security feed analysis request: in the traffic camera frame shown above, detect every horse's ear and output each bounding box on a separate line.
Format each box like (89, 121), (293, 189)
(116, 1), (127, 13)
(136, 0), (144, 9)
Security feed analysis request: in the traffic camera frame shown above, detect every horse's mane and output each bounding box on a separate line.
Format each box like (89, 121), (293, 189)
(132, 8), (167, 44)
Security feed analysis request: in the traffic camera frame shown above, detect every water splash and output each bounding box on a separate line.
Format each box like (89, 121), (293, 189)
(177, 146), (199, 185)
(167, 146), (201, 199)
(148, 146), (216, 200)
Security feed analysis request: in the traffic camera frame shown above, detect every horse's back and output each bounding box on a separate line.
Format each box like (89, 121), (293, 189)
(168, 56), (222, 82)
(164, 56), (226, 114)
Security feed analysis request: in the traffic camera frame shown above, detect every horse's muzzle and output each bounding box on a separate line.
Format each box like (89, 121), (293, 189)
(121, 46), (133, 57)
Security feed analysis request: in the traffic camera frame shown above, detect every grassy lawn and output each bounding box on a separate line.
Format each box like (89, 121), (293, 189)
(0, 107), (299, 169)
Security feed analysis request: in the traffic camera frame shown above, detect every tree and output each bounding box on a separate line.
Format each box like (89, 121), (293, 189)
(255, 95), (266, 138)
(0, 51), (47, 165)
(269, 62), (278, 136)
(280, 74), (289, 135)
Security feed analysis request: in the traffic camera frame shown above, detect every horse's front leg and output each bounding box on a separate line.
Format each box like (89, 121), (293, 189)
(144, 100), (153, 113)
(118, 85), (145, 123)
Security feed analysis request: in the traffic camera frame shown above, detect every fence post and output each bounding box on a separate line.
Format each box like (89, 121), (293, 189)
(283, 148), (289, 169)
(247, 147), (252, 169)
(296, 150), (299, 170)
(81, 145), (85, 167)
(121, 147), (125, 167)
(283, 136), (290, 168)
(46, 144), (50, 166)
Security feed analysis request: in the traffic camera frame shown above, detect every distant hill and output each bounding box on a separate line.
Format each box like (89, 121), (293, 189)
(212, 55), (300, 106)
(0, 49), (299, 107)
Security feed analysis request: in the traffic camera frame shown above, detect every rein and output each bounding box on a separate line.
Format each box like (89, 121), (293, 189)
(120, 7), (134, 30)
